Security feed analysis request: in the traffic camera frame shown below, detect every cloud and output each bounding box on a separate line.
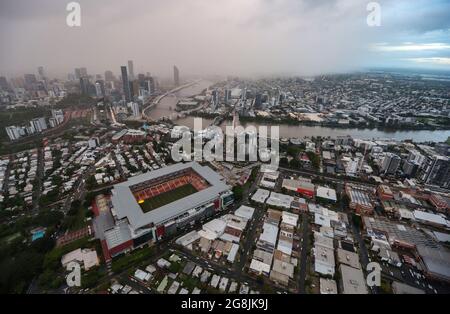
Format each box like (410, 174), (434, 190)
(371, 43), (450, 52)
(1, 0), (450, 78)
(406, 57), (450, 65)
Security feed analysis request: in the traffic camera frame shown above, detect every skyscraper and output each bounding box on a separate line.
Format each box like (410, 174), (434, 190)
(30, 117), (48, 133)
(424, 156), (450, 188)
(211, 89), (219, 111)
(139, 76), (155, 95)
(79, 77), (91, 95)
(130, 102), (140, 117)
(224, 89), (231, 104)
(74, 68), (82, 80)
(105, 70), (115, 81)
(24, 74), (37, 86)
(80, 67), (88, 77)
(173, 65), (180, 86)
(38, 66), (45, 80)
(5, 126), (22, 141)
(381, 153), (401, 175)
(0, 76), (9, 91)
(121, 66), (132, 102)
(128, 60), (135, 81)
(95, 80), (105, 98)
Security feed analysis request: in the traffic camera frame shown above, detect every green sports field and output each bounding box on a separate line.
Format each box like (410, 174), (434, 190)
(139, 183), (198, 213)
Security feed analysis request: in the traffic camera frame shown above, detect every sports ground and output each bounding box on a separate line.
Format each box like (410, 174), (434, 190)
(139, 183), (198, 213)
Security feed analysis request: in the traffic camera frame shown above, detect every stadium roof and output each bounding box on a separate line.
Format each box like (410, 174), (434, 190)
(111, 162), (230, 230)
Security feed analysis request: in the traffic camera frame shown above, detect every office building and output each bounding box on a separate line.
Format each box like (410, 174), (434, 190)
(80, 67), (88, 77)
(173, 65), (180, 86)
(424, 156), (450, 189)
(381, 153), (401, 175)
(224, 89), (231, 104)
(30, 117), (48, 133)
(79, 77), (91, 96)
(121, 66), (132, 102)
(104, 70), (115, 82)
(95, 80), (105, 98)
(0, 77), (9, 91)
(211, 89), (219, 110)
(402, 160), (419, 177)
(128, 60), (135, 80)
(130, 102), (140, 117)
(5, 126), (22, 141)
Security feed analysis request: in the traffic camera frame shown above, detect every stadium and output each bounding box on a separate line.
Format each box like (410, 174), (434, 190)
(95, 162), (233, 259)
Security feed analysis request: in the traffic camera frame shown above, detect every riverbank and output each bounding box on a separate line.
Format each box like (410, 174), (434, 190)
(186, 112), (450, 132)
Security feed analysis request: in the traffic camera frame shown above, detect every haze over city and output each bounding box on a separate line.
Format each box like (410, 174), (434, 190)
(1, 0), (450, 78)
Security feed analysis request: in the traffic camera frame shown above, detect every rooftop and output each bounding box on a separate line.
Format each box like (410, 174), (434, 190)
(339, 264), (368, 294)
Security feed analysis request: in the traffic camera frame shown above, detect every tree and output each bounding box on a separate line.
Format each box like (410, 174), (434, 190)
(289, 158), (300, 169)
(232, 186), (244, 202)
(287, 146), (301, 158)
(306, 151), (320, 170)
(280, 157), (289, 166)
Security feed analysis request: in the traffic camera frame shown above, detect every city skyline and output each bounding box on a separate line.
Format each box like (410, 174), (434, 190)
(1, 0), (450, 78)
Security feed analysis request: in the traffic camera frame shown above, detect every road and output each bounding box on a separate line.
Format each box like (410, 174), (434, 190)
(278, 166), (378, 188)
(235, 170), (264, 277)
(297, 213), (310, 294)
(32, 147), (44, 214)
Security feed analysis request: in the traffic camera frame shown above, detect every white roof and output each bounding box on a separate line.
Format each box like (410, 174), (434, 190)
(61, 248), (83, 266)
(249, 259), (271, 274)
(227, 243), (239, 263)
(316, 186), (337, 201)
(277, 239), (293, 256)
(320, 278), (338, 294)
(433, 231), (450, 243)
(145, 264), (157, 273)
(202, 218), (227, 239)
(61, 248), (99, 271)
(134, 269), (150, 281)
(337, 249), (361, 269)
(220, 231), (241, 243)
(251, 188), (270, 203)
(234, 205), (255, 220)
(314, 232), (334, 249)
(398, 208), (414, 220)
(271, 259), (295, 278)
(314, 245), (335, 276)
(413, 210), (449, 227)
(259, 223), (278, 245)
(168, 281), (180, 294)
(282, 211), (299, 227)
(266, 192), (293, 208)
(175, 230), (200, 246)
(314, 213), (331, 228)
(260, 180), (276, 189)
(210, 274), (221, 287)
(340, 264), (368, 294)
(224, 214), (248, 231)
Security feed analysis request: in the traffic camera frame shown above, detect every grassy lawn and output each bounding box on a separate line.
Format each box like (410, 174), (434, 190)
(111, 247), (154, 274)
(0, 232), (22, 245)
(139, 184), (198, 213)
